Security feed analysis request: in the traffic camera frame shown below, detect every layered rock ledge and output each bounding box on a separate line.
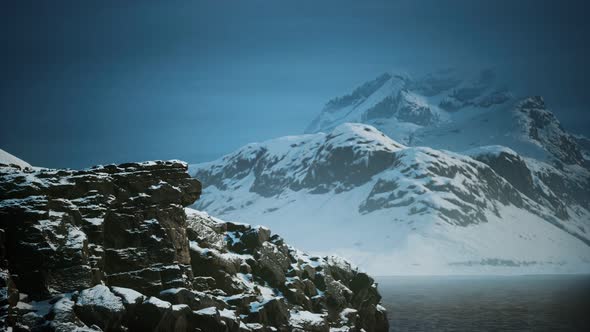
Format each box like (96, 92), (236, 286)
(0, 161), (388, 331)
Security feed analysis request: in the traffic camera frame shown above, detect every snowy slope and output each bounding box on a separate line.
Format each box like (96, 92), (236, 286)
(0, 148), (32, 169)
(191, 123), (590, 275)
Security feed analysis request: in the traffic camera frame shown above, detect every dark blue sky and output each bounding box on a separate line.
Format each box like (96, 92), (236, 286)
(1, 0), (589, 168)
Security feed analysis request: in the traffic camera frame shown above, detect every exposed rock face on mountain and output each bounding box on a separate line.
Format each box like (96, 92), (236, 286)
(513, 96), (586, 166)
(0, 160), (388, 331)
(573, 134), (590, 159)
(191, 123), (590, 275)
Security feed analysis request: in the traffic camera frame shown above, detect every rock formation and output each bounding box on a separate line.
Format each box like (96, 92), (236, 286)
(0, 159), (388, 331)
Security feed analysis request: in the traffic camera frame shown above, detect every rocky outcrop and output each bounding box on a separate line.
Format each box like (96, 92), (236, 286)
(0, 160), (200, 300)
(0, 161), (388, 331)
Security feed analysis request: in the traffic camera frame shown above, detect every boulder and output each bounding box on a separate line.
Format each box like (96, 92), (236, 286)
(49, 297), (100, 332)
(74, 284), (125, 331)
(252, 243), (290, 287)
(127, 296), (174, 331)
(190, 306), (233, 332)
(241, 226), (271, 250)
(247, 298), (290, 328)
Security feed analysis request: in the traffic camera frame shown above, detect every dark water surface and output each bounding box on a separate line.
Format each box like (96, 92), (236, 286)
(376, 275), (590, 332)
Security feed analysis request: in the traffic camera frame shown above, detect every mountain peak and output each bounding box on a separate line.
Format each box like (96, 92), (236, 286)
(305, 69), (514, 145)
(322, 72), (394, 113)
(519, 95), (546, 109)
(327, 123), (406, 152)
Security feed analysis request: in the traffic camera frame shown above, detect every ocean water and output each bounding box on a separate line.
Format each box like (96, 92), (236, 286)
(376, 275), (590, 332)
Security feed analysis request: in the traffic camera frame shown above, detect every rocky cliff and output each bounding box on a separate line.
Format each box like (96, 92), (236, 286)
(0, 160), (388, 331)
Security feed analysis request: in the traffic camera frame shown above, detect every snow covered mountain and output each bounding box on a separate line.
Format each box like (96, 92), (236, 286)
(306, 69), (587, 168)
(191, 123), (590, 275)
(190, 69), (590, 275)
